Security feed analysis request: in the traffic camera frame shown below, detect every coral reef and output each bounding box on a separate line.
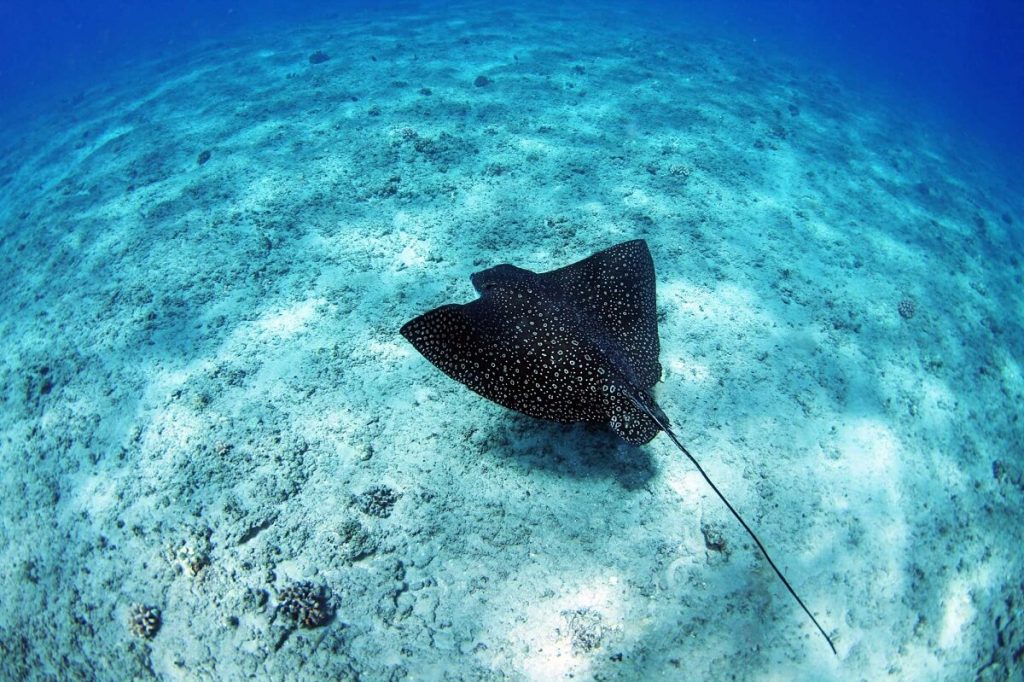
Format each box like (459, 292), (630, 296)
(277, 581), (332, 628)
(898, 298), (917, 319)
(355, 485), (400, 518)
(165, 525), (212, 577)
(128, 603), (161, 640)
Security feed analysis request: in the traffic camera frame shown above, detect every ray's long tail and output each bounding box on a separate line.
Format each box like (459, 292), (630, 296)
(641, 405), (838, 656)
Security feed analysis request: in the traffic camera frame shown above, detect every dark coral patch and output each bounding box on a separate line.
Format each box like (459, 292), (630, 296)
(354, 485), (400, 518)
(277, 582), (332, 628)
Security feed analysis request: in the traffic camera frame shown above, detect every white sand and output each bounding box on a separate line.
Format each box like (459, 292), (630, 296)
(0, 2), (1021, 680)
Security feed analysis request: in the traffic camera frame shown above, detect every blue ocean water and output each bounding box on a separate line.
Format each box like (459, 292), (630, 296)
(2, 1), (1022, 172)
(652, 1), (1024, 172)
(1, 0), (1022, 679)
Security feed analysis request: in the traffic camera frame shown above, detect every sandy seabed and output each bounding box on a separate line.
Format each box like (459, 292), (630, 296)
(0, 2), (1022, 680)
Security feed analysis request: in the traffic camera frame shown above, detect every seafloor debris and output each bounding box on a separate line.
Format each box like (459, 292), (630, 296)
(337, 517), (378, 561)
(562, 608), (606, 654)
(701, 521), (728, 553)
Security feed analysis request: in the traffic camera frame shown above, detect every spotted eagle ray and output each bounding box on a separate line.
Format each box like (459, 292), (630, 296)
(400, 239), (836, 654)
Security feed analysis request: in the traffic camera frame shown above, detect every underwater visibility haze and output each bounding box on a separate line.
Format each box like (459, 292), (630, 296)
(0, 1), (1022, 680)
